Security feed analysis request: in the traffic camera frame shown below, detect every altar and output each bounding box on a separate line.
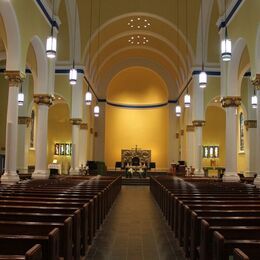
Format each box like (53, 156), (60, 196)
(121, 145), (151, 166)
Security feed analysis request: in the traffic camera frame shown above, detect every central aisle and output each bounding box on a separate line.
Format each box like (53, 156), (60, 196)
(87, 186), (185, 260)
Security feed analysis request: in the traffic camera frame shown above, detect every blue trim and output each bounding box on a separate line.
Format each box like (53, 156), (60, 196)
(192, 70), (221, 76)
(98, 99), (106, 103)
(244, 71), (251, 77)
(168, 100), (178, 104)
(35, 0), (59, 29)
(219, 0), (243, 29)
(106, 101), (169, 109)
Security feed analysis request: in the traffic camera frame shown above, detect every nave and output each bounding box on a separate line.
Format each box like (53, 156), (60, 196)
(87, 186), (185, 260)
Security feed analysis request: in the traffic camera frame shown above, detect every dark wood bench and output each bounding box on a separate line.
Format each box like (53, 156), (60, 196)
(0, 244), (42, 260)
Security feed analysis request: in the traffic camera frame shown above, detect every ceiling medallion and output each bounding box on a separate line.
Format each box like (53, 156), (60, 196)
(128, 17), (151, 29)
(128, 35), (149, 45)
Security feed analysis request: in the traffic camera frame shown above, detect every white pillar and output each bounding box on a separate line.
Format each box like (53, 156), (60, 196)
(254, 88), (260, 186)
(192, 122), (205, 176)
(70, 120), (81, 175)
(32, 95), (53, 179)
(94, 102), (105, 161)
(186, 125), (195, 167)
(221, 97), (241, 182)
(1, 72), (24, 183)
(168, 104), (179, 165)
(78, 123), (88, 167)
(17, 117), (30, 174)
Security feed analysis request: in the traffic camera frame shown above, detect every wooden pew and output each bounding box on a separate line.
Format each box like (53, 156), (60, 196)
(0, 227), (59, 260)
(212, 229), (260, 260)
(0, 244), (42, 260)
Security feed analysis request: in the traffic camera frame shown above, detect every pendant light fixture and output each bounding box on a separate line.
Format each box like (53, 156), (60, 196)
(85, 86), (92, 105)
(221, 0), (232, 61)
(199, 0), (207, 88)
(94, 104), (100, 117)
(176, 104), (181, 117)
(18, 80), (24, 106)
(252, 89), (257, 109)
(85, 0), (93, 106)
(46, 0), (57, 59)
(69, 0), (78, 85)
(184, 90), (191, 108)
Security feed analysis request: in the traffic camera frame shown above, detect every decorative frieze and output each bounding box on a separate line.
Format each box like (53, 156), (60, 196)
(4, 71), (25, 86)
(18, 116), (31, 127)
(221, 96), (241, 108)
(33, 94), (54, 106)
(192, 120), (206, 127)
(251, 74), (260, 90)
(244, 120), (257, 130)
(70, 118), (82, 125)
(80, 123), (88, 130)
(186, 125), (195, 132)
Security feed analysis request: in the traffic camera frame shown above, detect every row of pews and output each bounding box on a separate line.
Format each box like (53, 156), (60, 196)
(0, 175), (121, 260)
(150, 176), (260, 260)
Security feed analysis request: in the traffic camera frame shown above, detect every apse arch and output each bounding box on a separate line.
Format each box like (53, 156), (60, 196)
(254, 23), (260, 74)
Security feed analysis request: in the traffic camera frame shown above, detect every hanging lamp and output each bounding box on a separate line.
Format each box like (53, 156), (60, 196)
(252, 89), (257, 109)
(184, 91), (191, 108)
(176, 104), (181, 117)
(69, 0), (78, 85)
(18, 81), (24, 106)
(199, 0), (207, 88)
(85, 86), (92, 105)
(46, 0), (57, 59)
(221, 0), (232, 61)
(94, 105), (100, 117)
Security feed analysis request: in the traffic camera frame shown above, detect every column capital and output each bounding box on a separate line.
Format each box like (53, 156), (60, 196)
(4, 71), (25, 85)
(33, 94), (54, 106)
(80, 123), (88, 130)
(18, 116), (31, 127)
(251, 74), (260, 90)
(70, 118), (82, 125)
(221, 96), (241, 108)
(244, 120), (257, 130)
(192, 120), (205, 127)
(186, 125), (195, 132)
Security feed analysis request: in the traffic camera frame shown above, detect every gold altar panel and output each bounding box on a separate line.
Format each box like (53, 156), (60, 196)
(105, 105), (169, 170)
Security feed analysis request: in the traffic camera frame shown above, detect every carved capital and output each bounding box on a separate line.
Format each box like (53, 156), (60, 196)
(34, 94), (54, 106)
(18, 116), (31, 127)
(5, 71), (25, 86)
(251, 74), (260, 90)
(221, 96), (241, 108)
(80, 123), (88, 130)
(186, 125), (195, 132)
(180, 129), (184, 136)
(244, 120), (257, 130)
(192, 120), (205, 127)
(70, 118), (82, 125)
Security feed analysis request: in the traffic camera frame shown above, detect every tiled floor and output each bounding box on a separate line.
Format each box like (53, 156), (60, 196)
(86, 186), (185, 260)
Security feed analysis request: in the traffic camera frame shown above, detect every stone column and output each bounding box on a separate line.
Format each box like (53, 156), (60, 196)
(69, 118), (82, 175)
(94, 102), (106, 161)
(1, 71), (24, 183)
(17, 117), (30, 174)
(251, 75), (260, 186)
(244, 120), (257, 175)
(186, 125), (195, 167)
(78, 123), (88, 167)
(32, 94), (53, 179)
(192, 120), (205, 175)
(221, 96), (241, 182)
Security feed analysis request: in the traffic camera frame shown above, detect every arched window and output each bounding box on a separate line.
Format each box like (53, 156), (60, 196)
(239, 112), (244, 152)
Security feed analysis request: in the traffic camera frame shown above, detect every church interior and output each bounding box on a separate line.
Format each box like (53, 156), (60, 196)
(1, 0), (260, 259)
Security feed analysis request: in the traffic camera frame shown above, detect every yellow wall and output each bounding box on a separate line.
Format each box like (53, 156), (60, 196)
(202, 106), (226, 167)
(105, 105), (169, 170)
(48, 103), (72, 174)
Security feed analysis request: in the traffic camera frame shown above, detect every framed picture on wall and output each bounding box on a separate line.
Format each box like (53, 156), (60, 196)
(59, 144), (65, 155)
(54, 144), (59, 155)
